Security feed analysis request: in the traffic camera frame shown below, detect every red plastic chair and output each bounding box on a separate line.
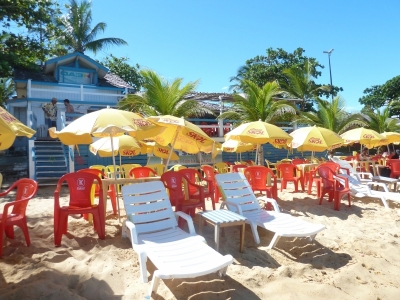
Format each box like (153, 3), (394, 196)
(332, 175), (352, 211)
(244, 166), (278, 200)
(317, 166), (335, 204)
(387, 160), (400, 178)
(231, 164), (247, 172)
(78, 168), (117, 215)
(160, 171), (206, 228)
(129, 166), (157, 178)
(54, 172), (105, 247)
(291, 158), (308, 165)
(201, 165), (221, 203)
(307, 162), (340, 197)
(0, 179), (38, 257)
(178, 168), (215, 210)
(276, 163), (304, 192)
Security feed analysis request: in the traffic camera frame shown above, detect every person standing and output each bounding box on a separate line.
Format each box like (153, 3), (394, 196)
(42, 97), (58, 129)
(64, 99), (74, 121)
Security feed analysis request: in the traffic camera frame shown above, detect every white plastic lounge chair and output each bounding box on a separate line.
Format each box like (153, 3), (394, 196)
(121, 181), (233, 295)
(334, 174), (400, 209)
(215, 173), (326, 249)
(330, 157), (373, 183)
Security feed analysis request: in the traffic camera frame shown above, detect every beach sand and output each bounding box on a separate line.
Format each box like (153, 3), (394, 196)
(0, 182), (400, 299)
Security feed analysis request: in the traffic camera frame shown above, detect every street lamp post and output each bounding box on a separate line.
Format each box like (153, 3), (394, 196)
(323, 49), (334, 101)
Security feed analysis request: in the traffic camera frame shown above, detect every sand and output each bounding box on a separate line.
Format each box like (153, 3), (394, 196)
(0, 181), (400, 300)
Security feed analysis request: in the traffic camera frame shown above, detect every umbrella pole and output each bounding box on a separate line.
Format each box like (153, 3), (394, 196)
(165, 127), (180, 172)
(255, 144), (260, 165)
(147, 155), (151, 165)
(110, 135), (121, 222)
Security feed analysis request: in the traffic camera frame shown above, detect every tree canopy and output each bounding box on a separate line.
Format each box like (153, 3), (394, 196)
(295, 96), (367, 134)
(229, 47), (342, 105)
(57, 0), (128, 54)
(359, 75), (400, 117)
(0, 0), (60, 77)
(101, 55), (143, 92)
(118, 70), (212, 118)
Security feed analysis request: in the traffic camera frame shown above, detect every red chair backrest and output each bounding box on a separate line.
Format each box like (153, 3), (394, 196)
(317, 166), (335, 188)
(276, 163), (298, 179)
(291, 159), (307, 165)
(318, 162), (340, 174)
(202, 165), (217, 181)
(160, 171), (187, 206)
(6, 179), (38, 215)
(232, 164), (247, 172)
(178, 168), (200, 195)
(244, 166), (276, 189)
(129, 166), (157, 178)
(388, 160), (400, 172)
(58, 172), (102, 208)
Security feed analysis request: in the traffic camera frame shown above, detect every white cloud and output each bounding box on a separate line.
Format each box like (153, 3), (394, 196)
(221, 86), (228, 90)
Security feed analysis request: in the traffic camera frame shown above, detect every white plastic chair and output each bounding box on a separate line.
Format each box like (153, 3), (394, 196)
(121, 181), (233, 295)
(215, 173), (326, 249)
(335, 174), (400, 209)
(330, 157), (373, 183)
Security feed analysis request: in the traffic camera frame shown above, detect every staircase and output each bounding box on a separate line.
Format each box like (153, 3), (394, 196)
(34, 140), (68, 185)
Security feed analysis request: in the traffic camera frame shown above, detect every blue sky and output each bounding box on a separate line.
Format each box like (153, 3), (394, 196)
(84, 1), (399, 111)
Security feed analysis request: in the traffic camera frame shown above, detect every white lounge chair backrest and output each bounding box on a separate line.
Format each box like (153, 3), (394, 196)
(216, 172), (265, 214)
(123, 181), (177, 240)
(330, 157), (371, 182)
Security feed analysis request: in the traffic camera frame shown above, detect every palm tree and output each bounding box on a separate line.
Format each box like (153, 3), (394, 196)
(363, 103), (400, 133)
(280, 61), (330, 111)
(0, 78), (15, 107)
(118, 70), (213, 118)
(294, 96), (367, 134)
(58, 0), (127, 54)
(218, 80), (297, 164)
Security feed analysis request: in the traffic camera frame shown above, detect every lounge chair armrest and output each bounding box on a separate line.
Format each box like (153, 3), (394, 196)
(174, 211), (196, 234)
(257, 196), (281, 212)
(358, 172), (373, 179)
(366, 181), (390, 192)
(123, 219), (139, 245)
(220, 200), (243, 215)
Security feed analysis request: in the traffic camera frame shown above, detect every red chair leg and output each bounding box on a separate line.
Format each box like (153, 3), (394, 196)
(4, 225), (14, 239)
(18, 218), (31, 246)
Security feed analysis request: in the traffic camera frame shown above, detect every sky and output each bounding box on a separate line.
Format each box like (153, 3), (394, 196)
(66, 1), (400, 112)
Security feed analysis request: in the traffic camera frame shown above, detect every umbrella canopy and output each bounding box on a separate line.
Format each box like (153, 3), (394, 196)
(140, 141), (179, 160)
(289, 126), (344, 152)
(224, 120), (292, 149)
(221, 139), (257, 153)
(381, 132), (400, 144)
(89, 135), (142, 157)
(0, 106), (36, 150)
(146, 115), (215, 170)
(146, 115), (215, 153)
(49, 107), (163, 144)
(340, 128), (388, 148)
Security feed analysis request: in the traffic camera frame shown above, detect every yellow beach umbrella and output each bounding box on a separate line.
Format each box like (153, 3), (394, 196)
(381, 132), (400, 144)
(221, 139), (257, 153)
(146, 115), (215, 171)
(140, 141), (179, 161)
(340, 127), (388, 148)
(89, 135), (142, 157)
(224, 120), (293, 164)
(289, 126), (344, 152)
(0, 106), (36, 150)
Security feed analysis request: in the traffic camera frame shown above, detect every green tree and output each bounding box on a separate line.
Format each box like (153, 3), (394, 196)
(363, 103), (400, 133)
(57, 0), (127, 54)
(101, 54), (143, 92)
(359, 76), (400, 117)
(0, 0), (61, 77)
(118, 70), (212, 118)
(0, 78), (15, 107)
(280, 61), (330, 111)
(230, 47), (342, 101)
(218, 80), (297, 165)
(294, 96), (367, 134)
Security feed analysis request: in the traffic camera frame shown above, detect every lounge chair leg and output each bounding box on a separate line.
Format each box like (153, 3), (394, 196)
(149, 271), (161, 294)
(267, 234), (281, 249)
(139, 251), (148, 283)
(218, 266), (229, 276)
(250, 224), (260, 244)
